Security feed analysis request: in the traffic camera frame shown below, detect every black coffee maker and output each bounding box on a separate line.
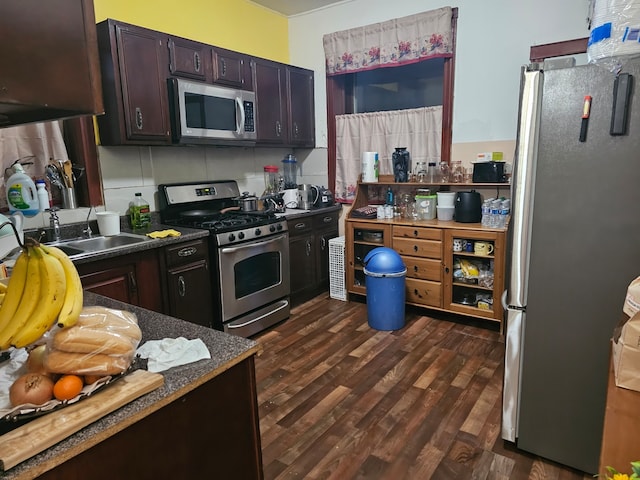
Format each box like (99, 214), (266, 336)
(393, 147), (411, 182)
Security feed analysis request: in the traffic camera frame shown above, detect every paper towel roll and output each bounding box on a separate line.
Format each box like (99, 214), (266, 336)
(588, 0), (640, 65)
(361, 152), (379, 182)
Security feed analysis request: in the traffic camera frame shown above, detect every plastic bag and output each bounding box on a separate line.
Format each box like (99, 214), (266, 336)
(44, 306), (142, 376)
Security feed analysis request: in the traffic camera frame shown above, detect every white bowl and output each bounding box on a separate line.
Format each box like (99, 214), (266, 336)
(437, 206), (455, 221)
(436, 192), (456, 207)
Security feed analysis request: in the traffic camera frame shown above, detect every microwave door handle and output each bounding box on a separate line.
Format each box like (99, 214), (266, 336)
(235, 97), (245, 135)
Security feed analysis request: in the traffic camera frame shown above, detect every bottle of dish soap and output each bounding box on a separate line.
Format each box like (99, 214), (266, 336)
(129, 192), (151, 231)
(6, 163), (39, 217)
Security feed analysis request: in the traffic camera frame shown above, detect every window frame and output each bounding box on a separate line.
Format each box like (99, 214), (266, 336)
(326, 7), (457, 194)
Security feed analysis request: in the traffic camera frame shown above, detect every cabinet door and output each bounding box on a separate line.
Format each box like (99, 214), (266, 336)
(168, 37), (208, 81)
(443, 229), (505, 324)
(253, 59), (286, 144)
(313, 211), (339, 289)
(316, 230), (338, 288)
(345, 221), (392, 296)
(116, 24), (170, 142)
(79, 263), (139, 306)
(0, 0), (103, 126)
(96, 20), (171, 145)
(213, 47), (252, 90)
(287, 66), (315, 147)
(166, 261), (214, 328)
(289, 233), (316, 299)
(76, 250), (163, 313)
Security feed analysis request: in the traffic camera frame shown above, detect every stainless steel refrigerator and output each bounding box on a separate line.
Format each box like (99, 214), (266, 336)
(502, 60), (640, 474)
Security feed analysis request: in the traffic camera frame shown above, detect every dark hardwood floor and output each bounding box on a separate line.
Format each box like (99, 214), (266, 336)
(253, 294), (593, 480)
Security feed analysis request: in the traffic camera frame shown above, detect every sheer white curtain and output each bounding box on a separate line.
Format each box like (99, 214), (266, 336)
(0, 121), (69, 210)
(334, 106), (442, 203)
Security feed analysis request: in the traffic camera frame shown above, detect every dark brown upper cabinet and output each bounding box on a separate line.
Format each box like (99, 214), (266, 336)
(212, 47), (253, 91)
(168, 37), (210, 82)
(93, 19), (314, 147)
(96, 19), (172, 145)
(287, 66), (315, 147)
(253, 58), (315, 148)
(0, 0), (103, 128)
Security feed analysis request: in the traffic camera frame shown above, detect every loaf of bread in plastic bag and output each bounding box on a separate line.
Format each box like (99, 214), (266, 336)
(44, 306), (142, 376)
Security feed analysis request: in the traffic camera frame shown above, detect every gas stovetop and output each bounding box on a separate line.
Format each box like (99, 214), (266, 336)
(158, 180), (288, 246)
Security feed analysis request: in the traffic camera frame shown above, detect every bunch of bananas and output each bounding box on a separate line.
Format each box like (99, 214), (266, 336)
(0, 239), (83, 350)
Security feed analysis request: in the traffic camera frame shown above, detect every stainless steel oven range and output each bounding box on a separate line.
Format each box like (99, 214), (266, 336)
(158, 180), (290, 337)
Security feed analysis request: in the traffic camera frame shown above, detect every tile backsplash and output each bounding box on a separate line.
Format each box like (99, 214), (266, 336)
(22, 144), (329, 230)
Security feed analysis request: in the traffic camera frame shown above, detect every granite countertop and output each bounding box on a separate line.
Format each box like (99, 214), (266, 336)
(275, 204), (342, 220)
(25, 222), (210, 266)
(1, 292), (261, 479)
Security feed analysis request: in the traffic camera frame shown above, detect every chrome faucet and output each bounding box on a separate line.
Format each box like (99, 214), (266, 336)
(83, 206), (94, 238)
(46, 208), (61, 242)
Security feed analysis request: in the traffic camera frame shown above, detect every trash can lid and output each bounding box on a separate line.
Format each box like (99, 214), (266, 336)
(363, 247), (405, 274)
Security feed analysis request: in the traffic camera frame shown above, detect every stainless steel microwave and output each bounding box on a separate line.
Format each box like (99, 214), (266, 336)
(168, 78), (256, 145)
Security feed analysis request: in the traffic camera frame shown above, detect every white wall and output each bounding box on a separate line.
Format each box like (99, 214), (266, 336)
(23, 0), (592, 231)
(288, 0), (592, 146)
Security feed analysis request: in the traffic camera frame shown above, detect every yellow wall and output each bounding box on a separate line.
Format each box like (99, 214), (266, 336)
(93, 0), (289, 63)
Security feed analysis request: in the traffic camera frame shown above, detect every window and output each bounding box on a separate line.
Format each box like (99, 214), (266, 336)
(352, 58), (445, 113)
(325, 7), (457, 193)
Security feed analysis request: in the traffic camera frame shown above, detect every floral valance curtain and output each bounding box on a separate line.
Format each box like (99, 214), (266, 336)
(335, 106), (442, 203)
(323, 7), (453, 75)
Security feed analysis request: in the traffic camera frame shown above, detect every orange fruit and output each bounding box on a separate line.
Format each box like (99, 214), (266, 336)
(53, 375), (84, 401)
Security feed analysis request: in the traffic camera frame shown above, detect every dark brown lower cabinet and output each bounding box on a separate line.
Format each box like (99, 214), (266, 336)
(162, 238), (214, 328)
(38, 357), (264, 479)
(287, 209), (340, 306)
(77, 238), (214, 328)
(76, 249), (163, 313)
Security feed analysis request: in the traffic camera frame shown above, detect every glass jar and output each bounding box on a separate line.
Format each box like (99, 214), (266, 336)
(399, 193), (412, 219)
(427, 162), (439, 183)
(451, 161), (464, 183)
(414, 161), (427, 183)
(439, 162), (450, 183)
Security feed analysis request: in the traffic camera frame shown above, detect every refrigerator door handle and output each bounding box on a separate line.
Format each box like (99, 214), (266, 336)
(506, 68), (543, 308)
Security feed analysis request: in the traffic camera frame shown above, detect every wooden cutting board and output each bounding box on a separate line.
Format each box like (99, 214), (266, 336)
(0, 369), (164, 472)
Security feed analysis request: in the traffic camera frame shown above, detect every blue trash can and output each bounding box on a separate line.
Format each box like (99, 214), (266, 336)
(363, 247), (407, 330)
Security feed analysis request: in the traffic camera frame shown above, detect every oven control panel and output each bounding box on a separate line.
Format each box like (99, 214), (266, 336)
(216, 220), (288, 246)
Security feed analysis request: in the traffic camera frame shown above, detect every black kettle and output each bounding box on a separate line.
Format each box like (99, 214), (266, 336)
(454, 190), (482, 223)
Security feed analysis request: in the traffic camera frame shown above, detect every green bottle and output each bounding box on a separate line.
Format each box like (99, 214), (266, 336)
(130, 192), (151, 231)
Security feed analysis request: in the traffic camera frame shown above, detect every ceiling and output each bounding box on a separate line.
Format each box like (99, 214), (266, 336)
(248, 0), (346, 16)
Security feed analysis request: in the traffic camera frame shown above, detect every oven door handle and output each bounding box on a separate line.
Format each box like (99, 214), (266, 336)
(226, 299), (290, 330)
(220, 234), (288, 254)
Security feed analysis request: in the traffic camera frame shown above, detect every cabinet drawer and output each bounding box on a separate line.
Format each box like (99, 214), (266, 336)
(393, 237), (441, 259)
(402, 256), (441, 282)
(393, 226), (442, 241)
(288, 218), (312, 236)
(406, 278), (442, 307)
(165, 239), (209, 268)
(313, 211), (339, 229)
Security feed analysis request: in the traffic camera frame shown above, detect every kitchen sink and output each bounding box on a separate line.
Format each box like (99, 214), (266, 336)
(66, 233), (149, 251)
(53, 245), (86, 257)
(45, 232), (150, 257)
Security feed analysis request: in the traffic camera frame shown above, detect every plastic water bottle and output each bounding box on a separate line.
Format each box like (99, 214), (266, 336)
(498, 199), (511, 228)
(36, 179), (50, 212)
(481, 198), (493, 227)
(490, 199), (501, 228)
